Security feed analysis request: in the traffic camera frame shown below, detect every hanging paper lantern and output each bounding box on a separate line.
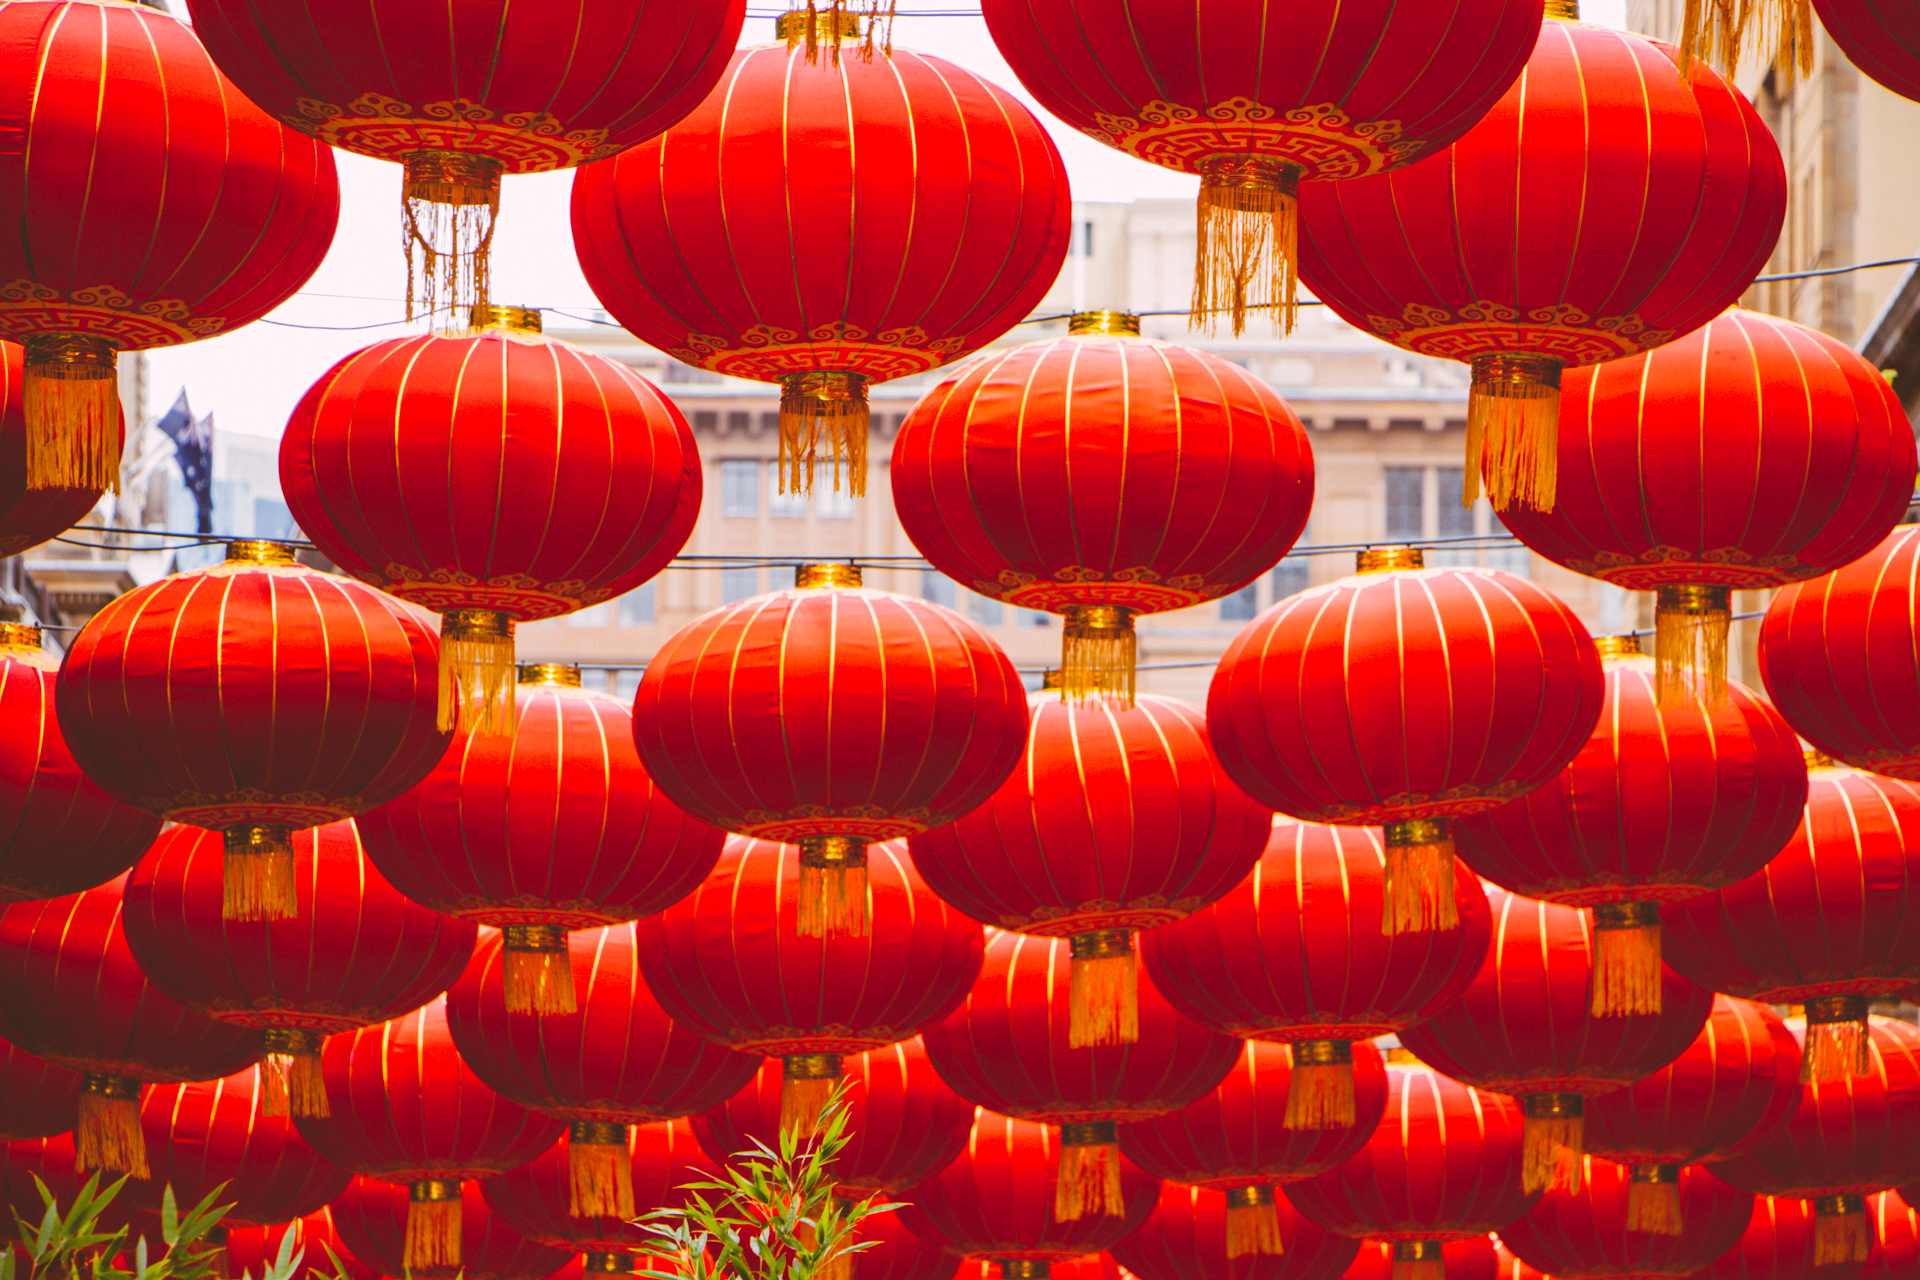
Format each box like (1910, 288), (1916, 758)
(1583, 997), (1803, 1236)
(185, 0), (741, 324)
(953, 1258), (1123, 1280)
(1142, 816), (1492, 1131)
(1451, 635), (1808, 1015)
(1207, 548), (1603, 934)
(225, 1209), (382, 1280)
(121, 818), (476, 1119)
(907, 687), (1270, 1045)
(0, 343), (111, 558)
(329, 1175), (574, 1280)
(845, 1209), (964, 1280)
(1295, 17), (1785, 512)
(897, 1109), (1159, 1269)
(1344, 1238), (1499, 1280)
(1689, 1194), (1863, 1280)
(1, 1134), (149, 1242)
(357, 662), (720, 1012)
(54, 542), (449, 922)
(1866, 1192), (1920, 1280)
(279, 317), (703, 735)
(1400, 888), (1714, 1194)
(919, 930), (1241, 1222)
(889, 314), (1313, 701)
(1758, 527), (1920, 781)
(0, 0), (336, 494)
(1709, 1019), (1920, 1268)
(0, 874), (261, 1181)
(1811, 0), (1920, 100)
(0, 1031), (80, 1141)
(1662, 759), (1920, 1083)
(291, 997), (564, 1272)
(571, 25), (1069, 499)
(1112, 1179), (1362, 1280)
(976, 0), (1541, 334)
(635, 836), (983, 1134)
(632, 567), (1027, 937)
(445, 922), (760, 1221)
(1117, 1040), (1387, 1257)
(1497, 1157), (1754, 1279)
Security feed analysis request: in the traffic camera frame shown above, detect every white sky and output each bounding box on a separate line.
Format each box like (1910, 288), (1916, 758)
(151, 1), (1630, 439)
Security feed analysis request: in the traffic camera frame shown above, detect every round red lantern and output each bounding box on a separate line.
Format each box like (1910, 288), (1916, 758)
(1812, 0), (1920, 99)
(919, 930), (1241, 1221)
(225, 1209), (382, 1280)
(1758, 527), (1920, 781)
(445, 922), (760, 1220)
(632, 567), (1027, 936)
(291, 997), (565, 1271)
(357, 661), (721, 1010)
(279, 320), (703, 735)
(1, 1134), (148, 1242)
(889, 319), (1314, 698)
(846, 1209), (963, 1280)
(1206, 549), (1604, 933)
(1345, 1238), (1499, 1280)
(0, 873), (261, 1180)
(1710, 1019), (1920, 1268)
(635, 835), (984, 1133)
(1142, 816), (1492, 1129)
(0, 343), (111, 558)
(1113, 1179), (1362, 1280)
(571, 26), (1069, 499)
(1118, 1040), (1388, 1256)
(481, 1119), (718, 1262)
(55, 542), (449, 922)
(0, 1030), (80, 1141)
(1661, 759), (1920, 1082)
(328, 1175), (573, 1280)
(121, 818), (476, 1118)
(1693, 1193), (1870, 1280)
(1497, 1157), (1754, 1280)
(1400, 888), (1714, 1194)
(0, 1), (336, 493)
(907, 688), (1271, 1045)
(1295, 18), (1785, 511)
(1865, 1191), (1920, 1280)
(1451, 635), (1809, 1014)
(977, 0), (1541, 334)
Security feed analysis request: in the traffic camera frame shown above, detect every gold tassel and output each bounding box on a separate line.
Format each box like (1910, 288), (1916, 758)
(1060, 606), (1136, 711)
(780, 1055), (843, 1133)
(439, 609), (517, 736)
(779, 1), (896, 65)
(1591, 903), (1664, 1017)
(798, 837), (869, 938)
(1391, 1242), (1445, 1280)
(1813, 1197), (1871, 1265)
(1382, 821), (1459, 936)
(1468, 354), (1562, 512)
(1654, 585), (1732, 707)
(502, 926), (577, 1014)
(22, 333), (120, 493)
(778, 372), (869, 498)
(1055, 1124), (1124, 1221)
(1626, 1166), (1684, 1236)
(1521, 1097), (1584, 1194)
(1191, 160), (1299, 338)
(76, 1074), (147, 1180)
(569, 1123), (634, 1219)
(1802, 996), (1871, 1083)
(1675, 0), (1812, 76)
(222, 826), (297, 922)
(402, 151), (501, 327)
(1224, 1187), (1284, 1257)
(260, 1028), (329, 1118)
(1068, 931), (1138, 1048)
(406, 1182), (463, 1270)
(819, 1252), (854, 1280)
(1285, 1041), (1357, 1130)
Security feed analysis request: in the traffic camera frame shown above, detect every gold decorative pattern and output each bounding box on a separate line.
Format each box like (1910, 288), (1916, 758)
(983, 564), (1217, 612)
(162, 790), (360, 829)
(377, 563), (605, 618)
(0, 280), (224, 346)
(1365, 300), (1677, 366)
(291, 96), (617, 173)
(1557, 544), (1817, 590)
(1086, 99), (1424, 181)
(671, 323), (968, 383)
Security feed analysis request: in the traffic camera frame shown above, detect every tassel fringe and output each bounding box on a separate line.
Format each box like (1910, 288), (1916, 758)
(405, 1190), (462, 1271)
(1225, 1198), (1284, 1258)
(788, 0), (898, 63)
(1192, 171), (1299, 338)
(1590, 909), (1663, 1017)
(1285, 1060), (1357, 1131)
(76, 1084), (147, 1180)
(1382, 828), (1459, 936)
(1068, 935), (1138, 1048)
(23, 362), (119, 494)
(1060, 607), (1136, 711)
(259, 1047), (329, 1119)
(438, 612), (517, 736)
(503, 938), (578, 1015)
(798, 861), (869, 939)
(779, 1059), (841, 1134)
(222, 835), (297, 923)
(778, 374), (869, 499)
(1676, 0), (1812, 77)
(1521, 1114), (1584, 1195)
(1813, 1207), (1871, 1265)
(1654, 586), (1731, 707)
(1466, 359), (1561, 512)
(1392, 1260), (1444, 1280)
(1626, 1173), (1684, 1236)
(1803, 1016), (1870, 1084)
(570, 1138), (635, 1220)
(402, 166), (498, 329)
(1054, 1138), (1124, 1221)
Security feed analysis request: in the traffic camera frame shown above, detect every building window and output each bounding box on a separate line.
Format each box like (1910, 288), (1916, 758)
(1221, 582), (1259, 622)
(726, 411), (751, 433)
(721, 460), (759, 517)
(968, 592), (1004, 627)
(1436, 467), (1474, 537)
(921, 570), (957, 608)
(617, 582), (655, 626)
(769, 472), (808, 519)
(692, 410), (718, 432)
(720, 567), (760, 604)
(613, 669), (642, 701)
(817, 486), (856, 519)
(1077, 219), (1095, 256)
(1272, 555), (1310, 601)
(1385, 465), (1425, 539)
(758, 411), (781, 434)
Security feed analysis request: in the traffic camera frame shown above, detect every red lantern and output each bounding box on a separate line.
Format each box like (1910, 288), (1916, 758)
(896, 1110), (1159, 1266)
(1400, 888), (1714, 1194)
(919, 930), (1241, 1221)
(693, 1038), (971, 1198)
(328, 1175), (573, 1280)
(1490, 310), (1914, 693)
(632, 569), (1027, 936)
(1497, 1158), (1754, 1280)
(953, 1258), (1122, 1280)
(279, 323), (703, 735)
(0, 874), (260, 1180)
(357, 661), (721, 1010)
(1661, 759), (1920, 1083)
(1295, 19), (1785, 511)
(1758, 527), (1920, 781)
(977, 0), (1541, 333)
(0, 1), (336, 493)
(54, 542), (450, 922)
(445, 922), (760, 1220)
(1112, 1179), (1362, 1280)
(846, 1210), (963, 1280)
(226, 1209), (382, 1280)
(1583, 997), (1803, 1236)
(185, 0), (742, 323)
(1865, 1192), (1920, 1280)
(889, 321), (1314, 699)
(1206, 550), (1603, 933)
(121, 818), (476, 1118)
(1142, 816), (1492, 1129)
(1811, 0), (1920, 99)
(0, 620), (160, 906)
(0, 344), (111, 558)
(571, 28), (1069, 499)
(0, 1031), (79, 1141)
(1118, 1040), (1388, 1257)
(1709, 1019), (1920, 1268)
(481, 1119), (718, 1262)
(1, 1135), (148, 1242)
(1693, 1194), (1869, 1280)
(291, 997), (565, 1271)
(907, 689), (1271, 1045)
(1344, 1238), (1499, 1280)
(1451, 636), (1808, 1014)
(635, 835), (984, 1133)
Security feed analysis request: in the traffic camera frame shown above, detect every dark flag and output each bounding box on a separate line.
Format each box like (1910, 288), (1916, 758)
(155, 389), (213, 533)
